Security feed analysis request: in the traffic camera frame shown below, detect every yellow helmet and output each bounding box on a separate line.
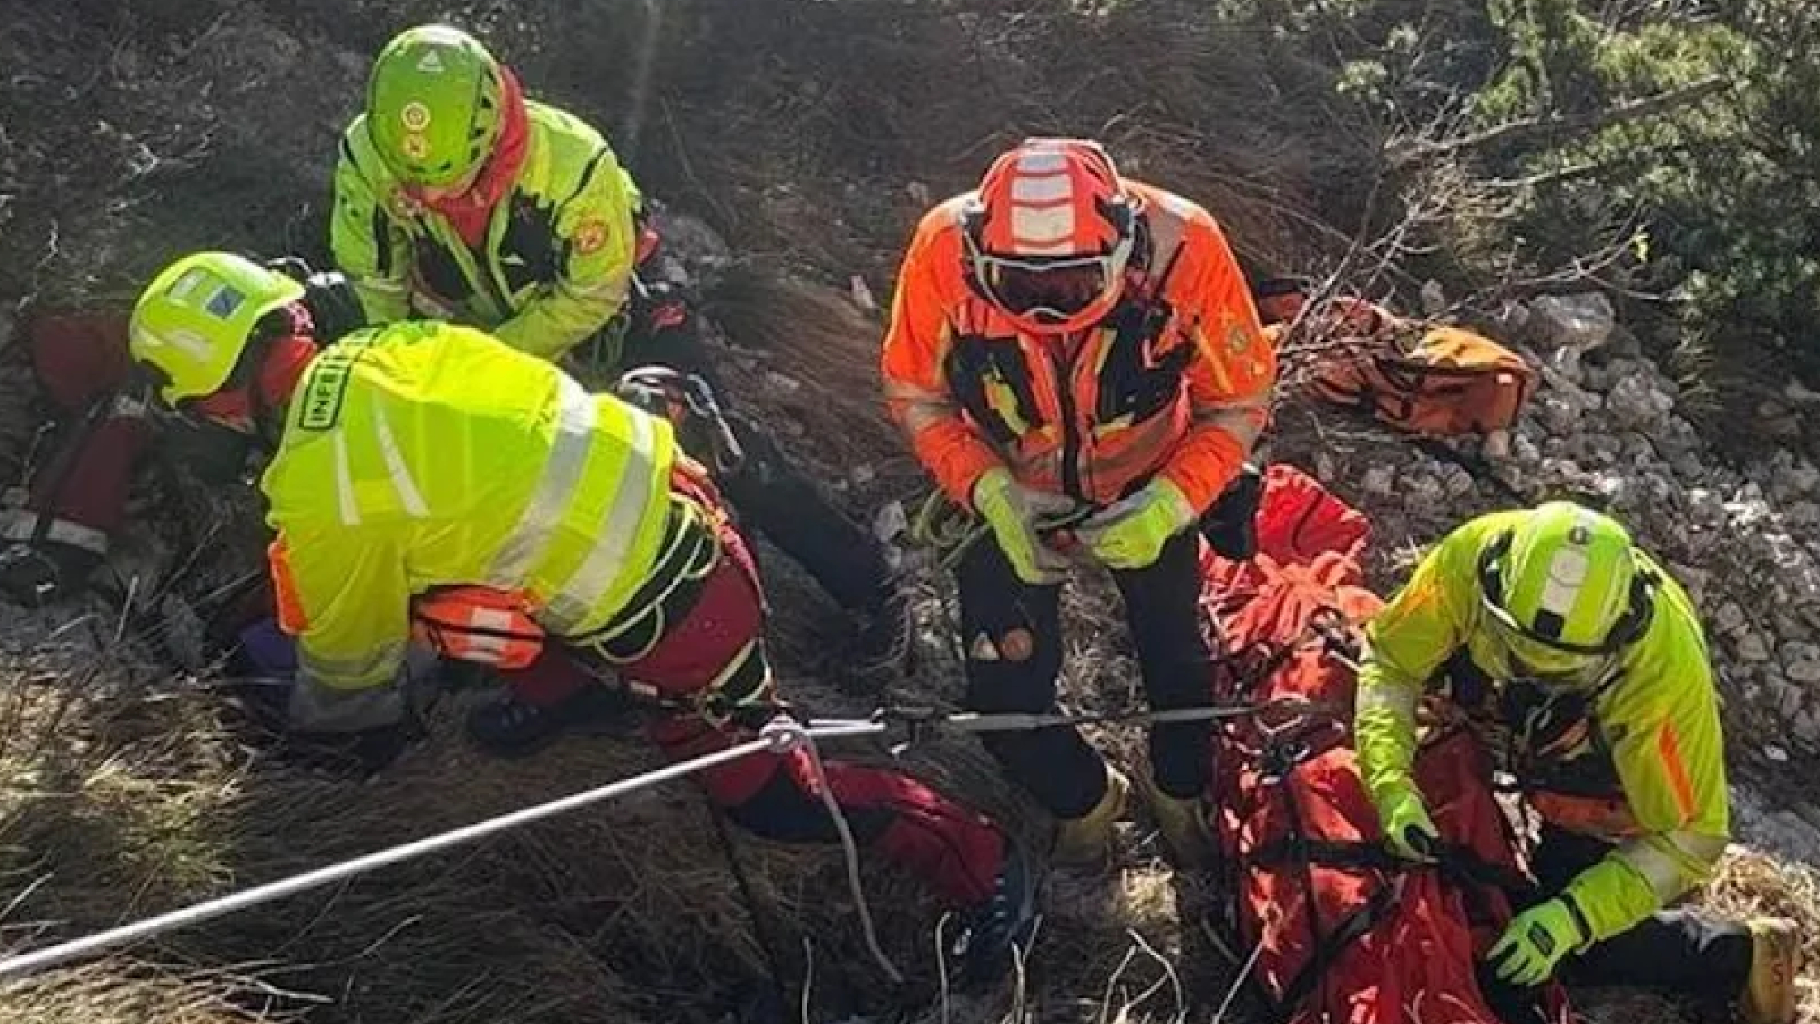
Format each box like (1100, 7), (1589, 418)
(129, 252), (304, 406)
(1477, 502), (1652, 685)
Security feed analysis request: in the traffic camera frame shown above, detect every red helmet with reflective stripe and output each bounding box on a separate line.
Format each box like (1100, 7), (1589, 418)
(961, 138), (1136, 335)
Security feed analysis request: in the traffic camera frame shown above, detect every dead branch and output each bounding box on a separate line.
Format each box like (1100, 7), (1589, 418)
(1385, 75), (1731, 168)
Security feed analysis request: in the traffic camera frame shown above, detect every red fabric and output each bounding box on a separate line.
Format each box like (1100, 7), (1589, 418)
(27, 416), (152, 534)
(415, 67), (530, 249)
(506, 472), (1006, 906)
(27, 312), (134, 413)
(1203, 469), (1572, 1024)
(21, 312), (148, 535)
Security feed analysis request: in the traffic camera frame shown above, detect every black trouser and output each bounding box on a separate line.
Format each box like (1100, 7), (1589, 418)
(1523, 824), (1749, 998)
(957, 528), (1214, 819)
(612, 286), (894, 616)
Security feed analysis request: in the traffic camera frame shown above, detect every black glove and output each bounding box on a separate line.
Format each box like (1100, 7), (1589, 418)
(1202, 463), (1264, 560)
(264, 256), (367, 344)
(0, 539), (100, 606)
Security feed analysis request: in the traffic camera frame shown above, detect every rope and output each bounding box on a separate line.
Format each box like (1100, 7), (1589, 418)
(762, 718), (904, 984)
(826, 696), (1341, 744)
(0, 720), (888, 984)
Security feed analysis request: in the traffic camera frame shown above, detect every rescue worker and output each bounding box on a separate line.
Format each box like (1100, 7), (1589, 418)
(124, 251), (1035, 985)
(881, 138), (1277, 866)
(1355, 501), (1799, 1023)
(327, 24), (909, 716)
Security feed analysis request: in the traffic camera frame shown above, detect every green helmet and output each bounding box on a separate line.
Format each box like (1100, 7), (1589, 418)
(1477, 501), (1646, 683)
(365, 25), (506, 187)
(129, 252), (305, 406)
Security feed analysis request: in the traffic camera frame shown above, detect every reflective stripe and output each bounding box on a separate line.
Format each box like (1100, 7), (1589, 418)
(1356, 677), (1418, 725)
(357, 276), (408, 295)
(331, 430), (361, 526)
(900, 400), (959, 435)
(300, 639), (406, 689)
(465, 607), (517, 662)
(884, 379), (950, 403)
(488, 377), (598, 585)
(0, 511), (109, 555)
(1615, 835), (1714, 903)
(1194, 406), (1266, 449)
(370, 403), (429, 517)
(543, 410), (659, 630)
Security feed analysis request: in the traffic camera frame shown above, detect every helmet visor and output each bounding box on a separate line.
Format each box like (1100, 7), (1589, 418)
(1481, 594), (1613, 687)
(976, 253), (1118, 322)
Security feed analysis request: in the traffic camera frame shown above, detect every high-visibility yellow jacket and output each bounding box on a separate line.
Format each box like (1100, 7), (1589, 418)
(330, 101), (640, 362)
(1355, 509), (1728, 945)
(262, 321), (676, 727)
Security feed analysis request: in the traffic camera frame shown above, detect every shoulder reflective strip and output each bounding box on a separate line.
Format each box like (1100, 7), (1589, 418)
(0, 511), (109, 555)
(488, 377), (598, 585)
(300, 640), (406, 688)
(1616, 837), (1702, 903)
(332, 429), (362, 526)
(543, 410), (659, 629)
(369, 402), (429, 518)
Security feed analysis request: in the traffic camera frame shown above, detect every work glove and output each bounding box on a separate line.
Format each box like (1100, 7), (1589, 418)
(1077, 477), (1194, 571)
(972, 468), (1075, 585)
(1486, 899), (1587, 986)
(1374, 779), (1440, 862)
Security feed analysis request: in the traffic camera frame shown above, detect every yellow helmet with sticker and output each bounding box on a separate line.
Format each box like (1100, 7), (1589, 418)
(129, 252), (304, 406)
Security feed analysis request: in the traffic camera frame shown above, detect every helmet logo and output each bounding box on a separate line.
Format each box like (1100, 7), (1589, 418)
(416, 50), (444, 74)
(401, 101), (432, 131)
(401, 133), (432, 161)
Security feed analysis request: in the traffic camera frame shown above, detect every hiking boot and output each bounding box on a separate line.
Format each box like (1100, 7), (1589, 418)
(1135, 771), (1217, 869)
(840, 579), (916, 695)
(1741, 917), (1800, 1024)
(1052, 764), (1129, 866)
(947, 841), (1039, 989)
(465, 687), (640, 757)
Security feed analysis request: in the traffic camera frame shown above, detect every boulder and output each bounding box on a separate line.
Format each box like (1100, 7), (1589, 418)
(1527, 292), (1616, 377)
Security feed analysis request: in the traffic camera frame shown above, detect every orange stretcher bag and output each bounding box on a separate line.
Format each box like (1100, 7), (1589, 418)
(1310, 325), (1538, 437)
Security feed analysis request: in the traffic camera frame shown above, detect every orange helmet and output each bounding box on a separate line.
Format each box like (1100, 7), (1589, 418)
(961, 138), (1136, 335)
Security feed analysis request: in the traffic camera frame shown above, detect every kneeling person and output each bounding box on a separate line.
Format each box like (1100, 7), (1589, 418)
(1355, 501), (1798, 1023)
(126, 252), (1033, 984)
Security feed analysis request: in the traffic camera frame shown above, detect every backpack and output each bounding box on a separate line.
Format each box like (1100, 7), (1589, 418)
(1310, 324), (1538, 437)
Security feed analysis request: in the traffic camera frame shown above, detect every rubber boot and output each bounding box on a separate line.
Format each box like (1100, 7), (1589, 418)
(1051, 764), (1129, 866)
(1135, 770), (1216, 868)
(1741, 917), (1800, 1024)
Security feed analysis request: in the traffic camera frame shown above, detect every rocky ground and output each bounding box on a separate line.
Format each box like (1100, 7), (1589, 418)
(5, 2), (1820, 1023)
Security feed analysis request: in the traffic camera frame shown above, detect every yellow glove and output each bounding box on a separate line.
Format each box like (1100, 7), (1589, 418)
(1487, 899), (1589, 986)
(1373, 778), (1440, 862)
(1076, 478), (1195, 570)
(972, 468), (1075, 585)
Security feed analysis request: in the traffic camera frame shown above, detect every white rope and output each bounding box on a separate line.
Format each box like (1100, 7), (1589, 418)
(0, 720), (889, 984)
(761, 718), (904, 984)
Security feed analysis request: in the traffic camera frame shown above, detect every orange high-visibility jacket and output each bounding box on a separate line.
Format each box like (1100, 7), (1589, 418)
(882, 181), (1276, 513)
